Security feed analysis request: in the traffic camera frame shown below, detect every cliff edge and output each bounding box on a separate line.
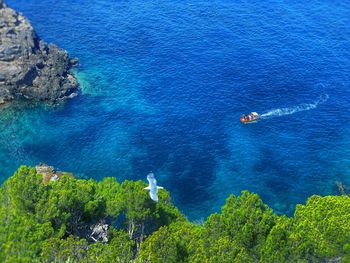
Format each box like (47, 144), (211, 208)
(0, 0), (78, 104)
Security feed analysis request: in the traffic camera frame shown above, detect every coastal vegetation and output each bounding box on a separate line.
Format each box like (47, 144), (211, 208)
(0, 166), (349, 262)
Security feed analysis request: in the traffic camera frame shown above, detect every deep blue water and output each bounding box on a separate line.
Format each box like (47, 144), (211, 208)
(2, 0), (350, 219)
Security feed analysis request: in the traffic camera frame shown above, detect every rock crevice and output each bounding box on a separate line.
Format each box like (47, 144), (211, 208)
(0, 0), (78, 104)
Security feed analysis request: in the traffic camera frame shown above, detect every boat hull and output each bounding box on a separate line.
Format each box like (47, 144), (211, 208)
(240, 118), (260, 123)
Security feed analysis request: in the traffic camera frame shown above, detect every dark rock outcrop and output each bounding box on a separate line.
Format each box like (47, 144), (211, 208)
(0, 0), (78, 104)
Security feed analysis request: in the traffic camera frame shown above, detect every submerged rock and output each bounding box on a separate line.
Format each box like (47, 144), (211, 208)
(0, 0), (78, 104)
(335, 181), (349, 196)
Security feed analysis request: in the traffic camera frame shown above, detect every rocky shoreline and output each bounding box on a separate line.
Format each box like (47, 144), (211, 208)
(0, 0), (78, 104)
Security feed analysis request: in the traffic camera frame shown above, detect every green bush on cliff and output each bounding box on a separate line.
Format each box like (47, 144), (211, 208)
(0, 166), (183, 262)
(0, 166), (349, 262)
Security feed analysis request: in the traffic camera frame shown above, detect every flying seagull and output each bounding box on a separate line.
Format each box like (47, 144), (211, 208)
(144, 172), (163, 202)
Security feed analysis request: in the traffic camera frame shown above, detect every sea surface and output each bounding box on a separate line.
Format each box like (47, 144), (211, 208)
(2, 0), (350, 219)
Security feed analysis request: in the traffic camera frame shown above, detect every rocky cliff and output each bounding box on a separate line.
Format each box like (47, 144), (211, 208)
(0, 0), (78, 104)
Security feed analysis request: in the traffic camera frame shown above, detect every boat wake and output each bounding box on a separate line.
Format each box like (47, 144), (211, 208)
(260, 94), (329, 119)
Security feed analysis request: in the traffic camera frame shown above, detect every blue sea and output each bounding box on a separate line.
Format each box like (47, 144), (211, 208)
(2, 0), (350, 219)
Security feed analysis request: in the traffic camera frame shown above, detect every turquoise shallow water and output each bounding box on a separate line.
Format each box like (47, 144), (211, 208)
(2, 0), (350, 219)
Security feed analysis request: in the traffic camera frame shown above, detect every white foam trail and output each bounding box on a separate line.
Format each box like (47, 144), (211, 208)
(261, 94), (329, 119)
